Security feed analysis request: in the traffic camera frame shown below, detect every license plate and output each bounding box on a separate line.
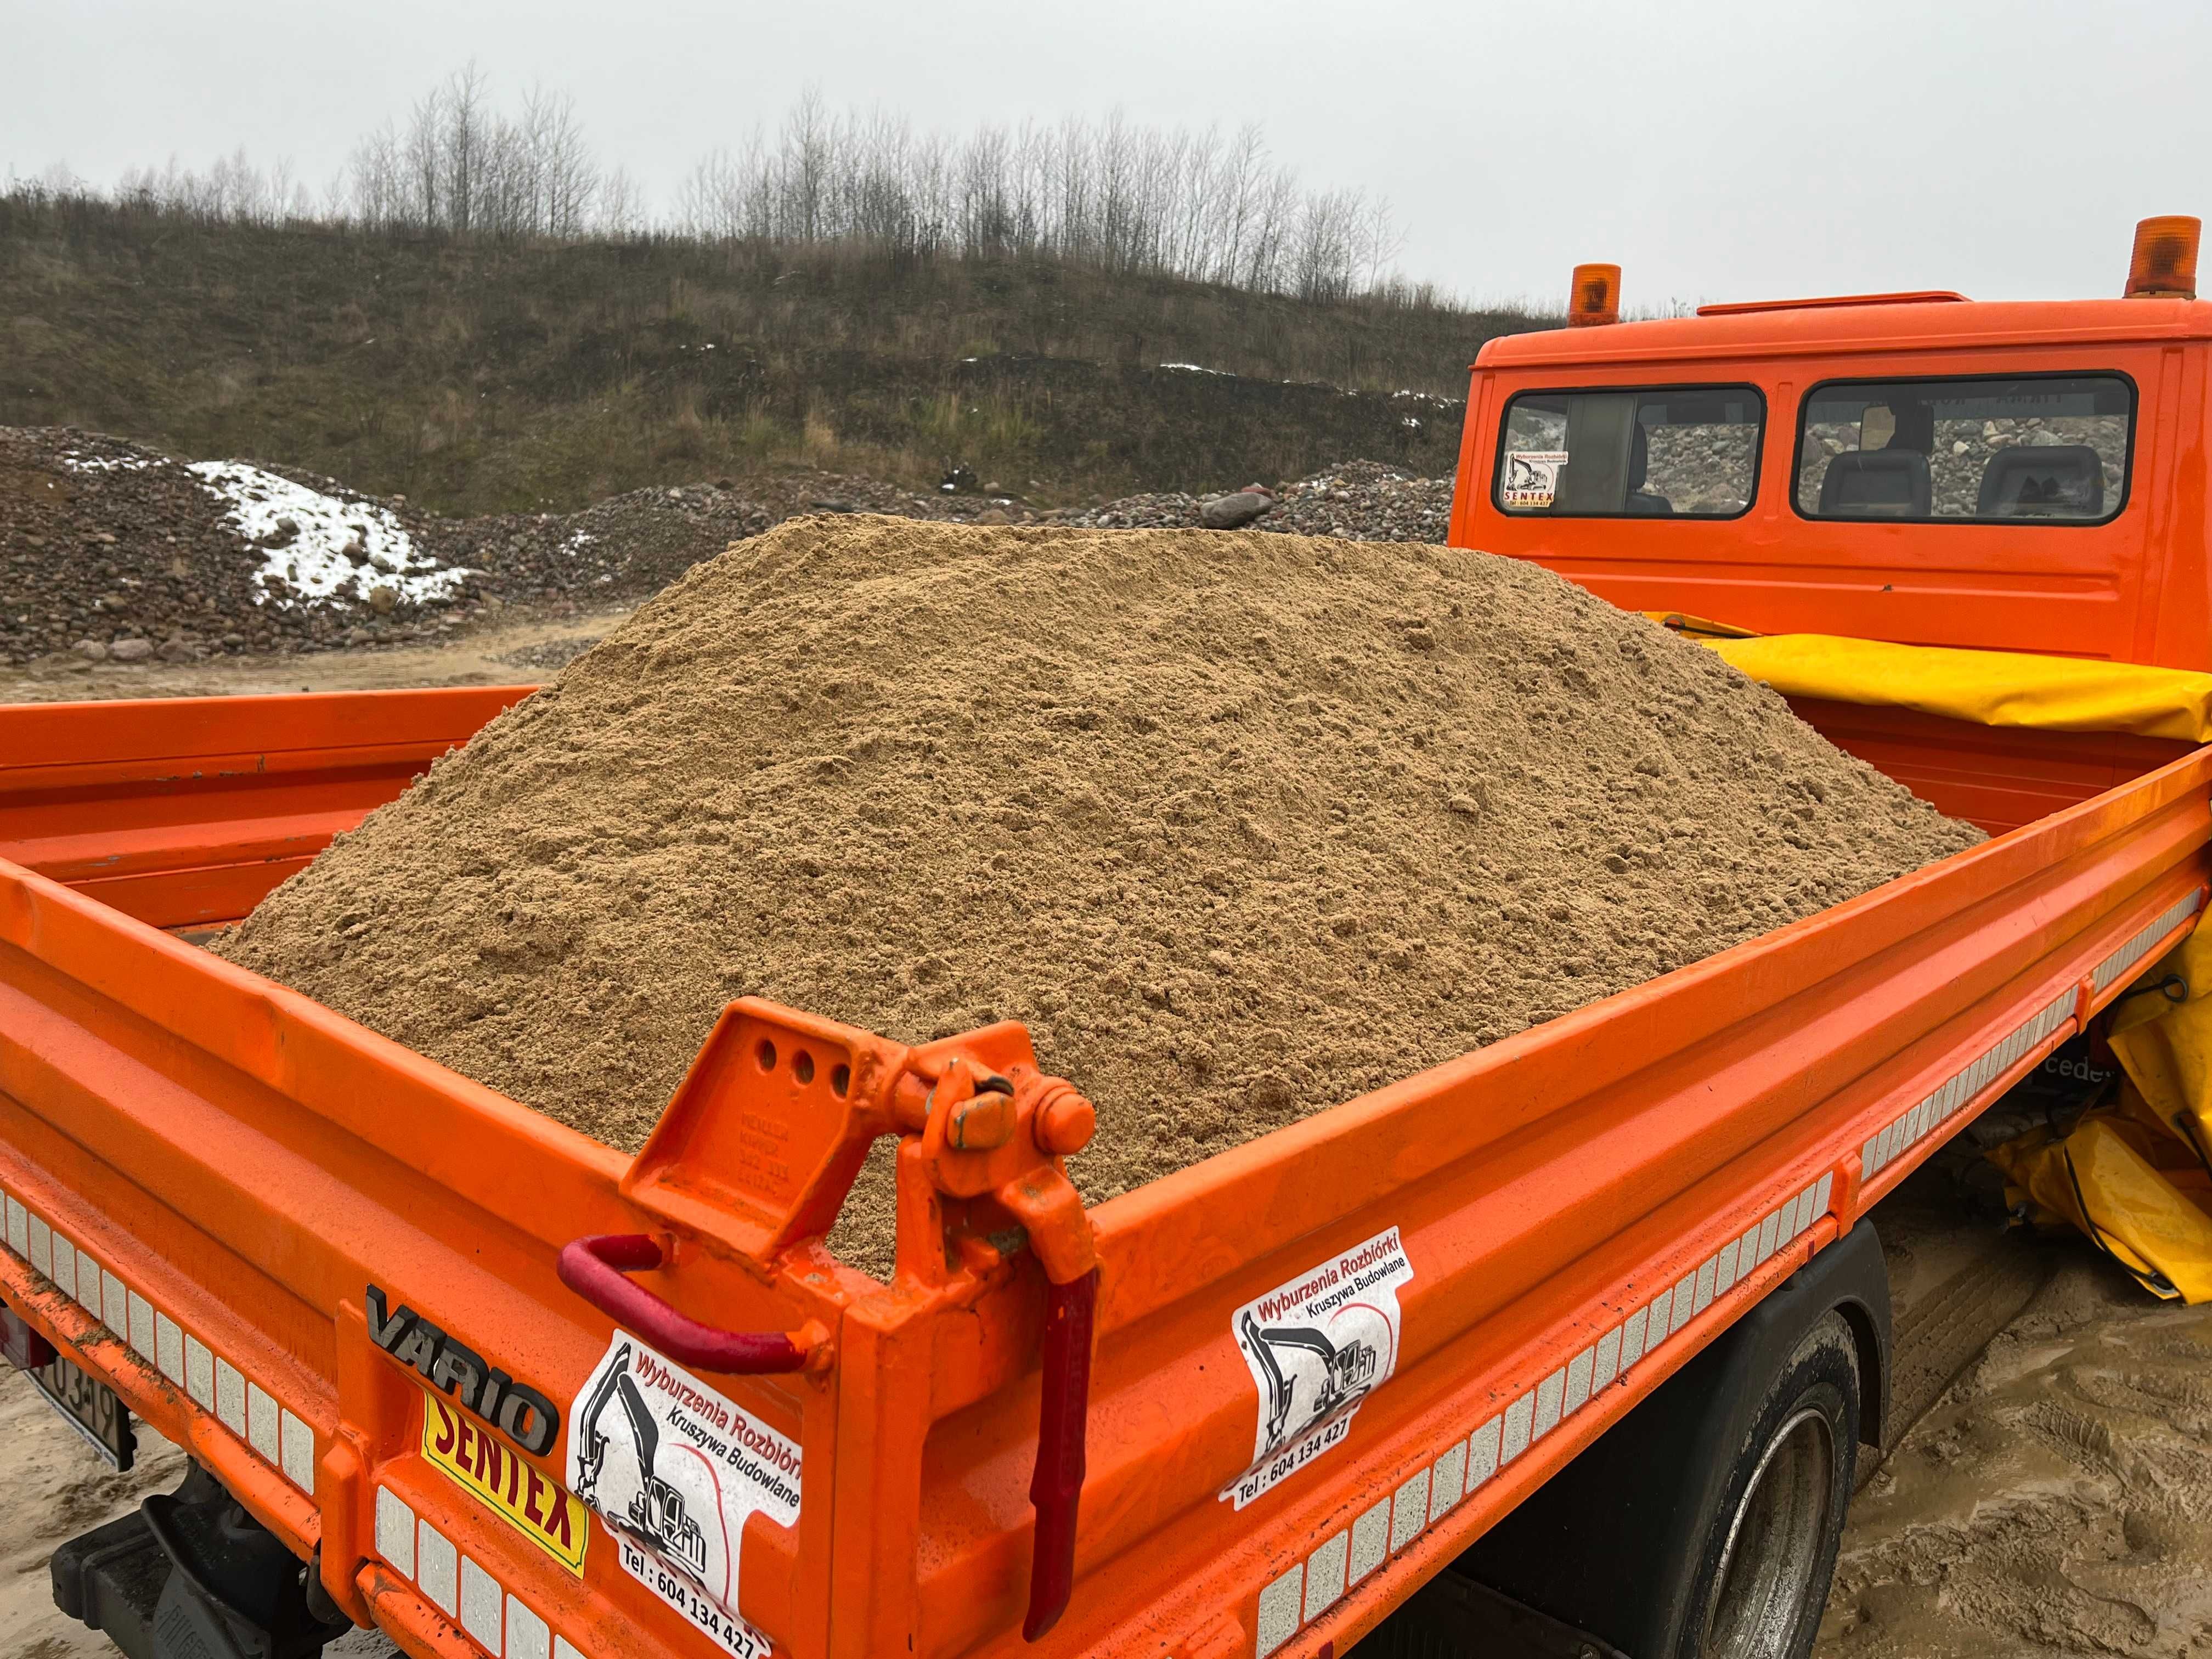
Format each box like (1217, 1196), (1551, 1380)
(27, 1350), (136, 1471)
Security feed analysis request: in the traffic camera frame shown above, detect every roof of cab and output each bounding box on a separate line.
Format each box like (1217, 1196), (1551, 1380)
(1474, 296), (2212, 371)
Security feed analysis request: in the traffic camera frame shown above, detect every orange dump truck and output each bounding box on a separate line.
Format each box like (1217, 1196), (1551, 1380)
(5, 218), (2212, 1659)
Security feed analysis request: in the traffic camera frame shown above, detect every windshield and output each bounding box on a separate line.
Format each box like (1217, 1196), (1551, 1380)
(1796, 374), (2134, 522)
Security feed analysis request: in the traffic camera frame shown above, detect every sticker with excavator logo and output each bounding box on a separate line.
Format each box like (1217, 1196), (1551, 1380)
(567, 1335), (802, 1656)
(1502, 450), (1569, 509)
(422, 1385), (589, 1575)
(1222, 1226), (1413, 1510)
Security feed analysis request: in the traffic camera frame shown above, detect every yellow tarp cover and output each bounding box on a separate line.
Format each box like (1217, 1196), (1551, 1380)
(1988, 1112), (2212, 1302)
(1695, 633), (2212, 744)
(1988, 929), (2212, 1304)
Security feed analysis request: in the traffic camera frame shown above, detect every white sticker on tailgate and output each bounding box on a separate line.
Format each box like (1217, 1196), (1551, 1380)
(567, 1336), (801, 1654)
(1222, 1226), (1413, 1510)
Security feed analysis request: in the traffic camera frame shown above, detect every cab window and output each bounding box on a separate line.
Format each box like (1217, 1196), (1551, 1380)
(1496, 386), (1763, 518)
(1796, 373), (2133, 523)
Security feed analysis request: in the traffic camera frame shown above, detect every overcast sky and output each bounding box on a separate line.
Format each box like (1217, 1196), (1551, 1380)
(8, 0), (2207, 311)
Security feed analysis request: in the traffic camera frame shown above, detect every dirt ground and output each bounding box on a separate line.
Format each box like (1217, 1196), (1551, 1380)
(0, 605), (627, 705)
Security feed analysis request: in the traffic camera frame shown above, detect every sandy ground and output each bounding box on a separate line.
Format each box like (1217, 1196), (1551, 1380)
(0, 1369), (394, 1657)
(1815, 1259), (2212, 1658)
(0, 605), (628, 705)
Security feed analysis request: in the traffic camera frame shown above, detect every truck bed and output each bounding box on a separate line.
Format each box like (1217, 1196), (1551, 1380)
(1, 689), (2205, 1659)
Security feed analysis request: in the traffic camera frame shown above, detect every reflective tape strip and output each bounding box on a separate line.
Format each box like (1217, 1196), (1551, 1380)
(0, 1181), (318, 1500)
(2093, 891), (2199, 993)
(1860, 980), (2098, 1183)
(1256, 1562), (1305, 1658)
(1302, 1530), (1350, 1623)
(460, 1557), (503, 1651)
(369, 1482), (584, 1658)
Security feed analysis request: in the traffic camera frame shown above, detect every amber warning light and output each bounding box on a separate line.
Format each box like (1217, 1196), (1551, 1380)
(2125, 216), (2199, 300)
(1567, 263), (1621, 327)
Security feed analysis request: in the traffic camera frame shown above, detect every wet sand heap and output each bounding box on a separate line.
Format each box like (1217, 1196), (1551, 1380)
(217, 516), (1983, 1275)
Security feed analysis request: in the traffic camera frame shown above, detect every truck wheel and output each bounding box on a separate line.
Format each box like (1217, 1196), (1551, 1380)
(1677, 1313), (1856, 1658)
(1427, 1221), (1888, 1659)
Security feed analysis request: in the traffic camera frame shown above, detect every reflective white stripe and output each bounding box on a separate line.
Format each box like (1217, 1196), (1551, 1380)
(1591, 1326), (1623, 1390)
(461, 1557), (503, 1652)
(156, 1313), (184, 1384)
(1562, 1346), (1595, 1415)
(1619, 1306), (1651, 1369)
(51, 1234), (76, 1298)
(1302, 1530), (1350, 1622)
(5, 1195), (26, 1257)
(507, 1597), (552, 1659)
(27, 1214), (51, 1276)
(280, 1410), (316, 1492)
(1499, 1392), (1535, 1464)
(375, 1488), (416, 1577)
(215, 1359), (247, 1437)
(185, 1336), (215, 1409)
(373, 1483), (578, 1655)
(1464, 1417), (1502, 1493)
(416, 1521), (459, 1616)
(1255, 1561), (1305, 1658)
(1388, 1469), (1430, 1552)
(127, 1290), (155, 1359)
(1428, 1438), (1469, 1521)
(1346, 1497), (1390, 1585)
(1531, 1368), (1566, 1440)
(2093, 891), (2198, 992)
(247, 1384), (281, 1463)
(1861, 979), (2104, 1183)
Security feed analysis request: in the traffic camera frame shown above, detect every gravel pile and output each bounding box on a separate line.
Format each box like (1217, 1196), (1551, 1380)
(1, 428), (479, 666)
(1, 426), (1046, 670)
(217, 514), (1981, 1278)
(1065, 461), (1453, 541)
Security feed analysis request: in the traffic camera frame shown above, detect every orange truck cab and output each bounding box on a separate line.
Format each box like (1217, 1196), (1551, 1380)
(2, 218), (2210, 1659)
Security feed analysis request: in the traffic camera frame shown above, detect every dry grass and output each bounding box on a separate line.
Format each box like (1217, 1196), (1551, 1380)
(0, 194), (1549, 512)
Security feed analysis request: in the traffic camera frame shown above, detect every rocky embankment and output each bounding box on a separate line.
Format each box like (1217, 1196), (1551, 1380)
(2, 426), (1458, 673)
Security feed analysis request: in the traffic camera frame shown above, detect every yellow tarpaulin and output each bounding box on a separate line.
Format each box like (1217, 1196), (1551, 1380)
(1988, 1111), (2212, 1302)
(1987, 930), (2212, 1304)
(1692, 633), (2212, 744)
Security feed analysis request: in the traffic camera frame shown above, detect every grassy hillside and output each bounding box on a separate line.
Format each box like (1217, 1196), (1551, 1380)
(0, 194), (1546, 514)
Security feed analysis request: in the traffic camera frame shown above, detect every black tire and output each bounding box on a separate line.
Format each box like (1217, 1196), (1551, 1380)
(1441, 1224), (1886, 1659)
(1672, 1312), (1857, 1659)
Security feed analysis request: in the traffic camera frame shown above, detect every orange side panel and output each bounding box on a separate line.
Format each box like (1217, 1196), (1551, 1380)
(0, 688), (531, 928)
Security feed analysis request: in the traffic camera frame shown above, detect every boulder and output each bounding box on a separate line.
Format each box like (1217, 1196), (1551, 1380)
(109, 638), (154, 663)
(1200, 492), (1272, 530)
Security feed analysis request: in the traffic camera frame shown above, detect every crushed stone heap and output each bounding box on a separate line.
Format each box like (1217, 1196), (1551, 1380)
(216, 516), (1983, 1276)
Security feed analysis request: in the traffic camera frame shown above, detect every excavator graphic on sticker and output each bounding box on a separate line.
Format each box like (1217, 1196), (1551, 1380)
(1223, 1225), (1414, 1509)
(1240, 1310), (1382, 1449)
(572, 1341), (713, 1583)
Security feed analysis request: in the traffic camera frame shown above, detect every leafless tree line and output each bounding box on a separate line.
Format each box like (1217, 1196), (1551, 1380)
(345, 63), (643, 237)
(13, 72), (1412, 300)
(679, 89), (1403, 300)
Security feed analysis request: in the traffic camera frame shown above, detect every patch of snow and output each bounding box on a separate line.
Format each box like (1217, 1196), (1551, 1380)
(1158, 362), (1231, 376)
(61, 452), (165, 473)
(184, 461), (472, 610)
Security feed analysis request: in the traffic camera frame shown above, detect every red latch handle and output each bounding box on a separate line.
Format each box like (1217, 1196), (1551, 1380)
(1024, 1266), (1098, 1642)
(556, 1234), (812, 1374)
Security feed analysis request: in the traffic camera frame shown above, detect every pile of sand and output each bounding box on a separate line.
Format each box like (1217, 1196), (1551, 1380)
(216, 516), (1982, 1276)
